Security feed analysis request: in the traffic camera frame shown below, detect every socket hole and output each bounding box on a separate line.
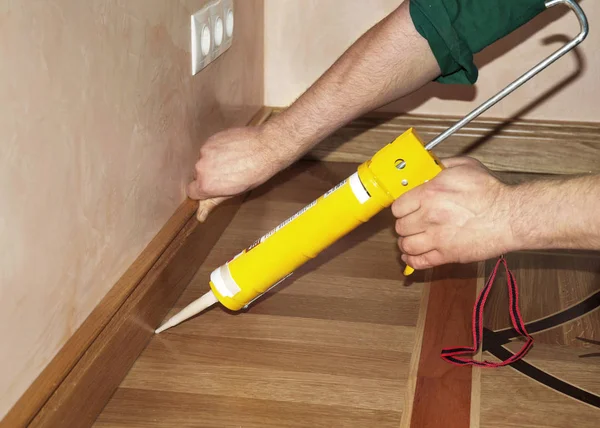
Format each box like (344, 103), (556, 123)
(201, 24), (211, 56)
(395, 159), (406, 169)
(226, 9), (234, 37)
(214, 17), (224, 47)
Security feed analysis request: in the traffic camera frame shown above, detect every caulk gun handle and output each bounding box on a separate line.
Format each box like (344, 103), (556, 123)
(399, 155), (446, 278)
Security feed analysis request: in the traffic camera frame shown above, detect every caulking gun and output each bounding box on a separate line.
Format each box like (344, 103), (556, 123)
(156, 0), (588, 334)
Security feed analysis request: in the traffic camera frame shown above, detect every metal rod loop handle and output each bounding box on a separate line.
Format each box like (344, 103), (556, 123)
(425, 0), (589, 151)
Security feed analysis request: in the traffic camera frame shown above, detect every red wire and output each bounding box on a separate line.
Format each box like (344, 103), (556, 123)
(440, 256), (534, 368)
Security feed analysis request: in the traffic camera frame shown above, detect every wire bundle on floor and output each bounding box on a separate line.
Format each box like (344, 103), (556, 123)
(441, 256), (534, 367)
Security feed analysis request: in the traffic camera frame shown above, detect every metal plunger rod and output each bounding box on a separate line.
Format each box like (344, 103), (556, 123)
(425, 0), (588, 152)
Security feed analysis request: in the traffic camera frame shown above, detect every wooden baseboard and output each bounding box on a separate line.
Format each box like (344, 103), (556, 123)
(270, 108), (600, 175)
(1, 107), (273, 428)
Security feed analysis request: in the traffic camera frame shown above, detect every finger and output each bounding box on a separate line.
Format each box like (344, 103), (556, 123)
(391, 188), (422, 218)
(397, 233), (435, 256)
(196, 196), (229, 222)
(186, 179), (210, 201)
(395, 211), (426, 237)
(401, 250), (445, 270)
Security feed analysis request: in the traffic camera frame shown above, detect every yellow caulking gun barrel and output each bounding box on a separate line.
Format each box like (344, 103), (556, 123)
(210, 128), (442, 310)
(155, 0), (588, 334)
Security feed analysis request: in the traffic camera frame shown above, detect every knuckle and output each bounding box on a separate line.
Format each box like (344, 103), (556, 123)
(409, 259), (423, 269)
(193, 181), (207, 196)
(434, 207), (447, 223)
(391, 200), (403, 218)
(194, 160), (206, 176)
(198, 143), (210, 156)
(451, 156), (479, 168)
(421, 186), (438, 201)
(424, 208), (439, 223)
(194, 163), (213, 186)
(406, 257), (422, 270)
(201, 179), (218, 195)
(412, 257), (431, 270)
(397, 237), (406, 253)
(424, 204), (449, 224)
(399, 237), (415, 255)
(395, 219), (403, 236)
(199, 142), (216, 158)
(395, 218), (409, 236)
(461, 156), (479, 166)
(193, 175), (215, 195)
(471, 158), (486, 169)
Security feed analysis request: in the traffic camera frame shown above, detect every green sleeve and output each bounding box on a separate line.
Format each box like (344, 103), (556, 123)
(409, 0), (547, 84)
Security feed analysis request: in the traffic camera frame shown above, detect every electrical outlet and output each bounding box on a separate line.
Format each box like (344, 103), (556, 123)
(191, 0), (234, 75)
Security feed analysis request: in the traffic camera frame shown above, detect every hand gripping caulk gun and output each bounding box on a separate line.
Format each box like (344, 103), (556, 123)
(155, 0), (588, 334)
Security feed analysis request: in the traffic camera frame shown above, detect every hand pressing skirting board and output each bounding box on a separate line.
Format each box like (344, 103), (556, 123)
(0, 107), (273, 428)
(270, 107), (600, 176)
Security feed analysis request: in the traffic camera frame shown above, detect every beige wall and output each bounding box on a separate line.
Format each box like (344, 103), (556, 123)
(265, 0), (600, 122)
(0, 0), (263, 419)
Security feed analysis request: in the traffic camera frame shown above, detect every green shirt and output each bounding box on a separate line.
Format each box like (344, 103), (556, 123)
(409, 0), (547, 84)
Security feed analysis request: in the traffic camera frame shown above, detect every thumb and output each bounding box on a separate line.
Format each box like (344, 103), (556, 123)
(440, 156), (482, 169)
(401, 250), (444, 270)
(196, 196), (229, 222)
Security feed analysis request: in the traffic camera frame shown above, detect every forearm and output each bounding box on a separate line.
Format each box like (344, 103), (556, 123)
(510, 174), (600, 251)
(264, 1), (440, 162)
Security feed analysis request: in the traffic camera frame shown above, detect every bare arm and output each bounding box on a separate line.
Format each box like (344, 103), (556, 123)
(187, 2), (440, 220)
(511, 174), (600, 252)
(265, 1), (441, 162)
(392, 157), (600, 270)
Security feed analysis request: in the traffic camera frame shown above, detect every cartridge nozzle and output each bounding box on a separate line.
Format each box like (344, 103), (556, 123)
(154, 290), (218, 334)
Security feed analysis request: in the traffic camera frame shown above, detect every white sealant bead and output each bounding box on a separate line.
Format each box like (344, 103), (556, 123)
(154, 290), (218, 333)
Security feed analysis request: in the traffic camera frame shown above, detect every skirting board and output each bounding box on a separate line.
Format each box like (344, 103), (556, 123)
(1, 107), (273, 428)
(271, 108), (600, 176)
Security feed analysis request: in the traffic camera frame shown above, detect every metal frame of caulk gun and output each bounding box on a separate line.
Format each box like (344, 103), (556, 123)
(155, 0), (588, 334)
(423, 0), (588, 153)
(400, 0), (588, 276)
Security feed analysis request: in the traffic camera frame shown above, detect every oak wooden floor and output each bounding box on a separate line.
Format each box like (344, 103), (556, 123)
(94, 161), (600, 427)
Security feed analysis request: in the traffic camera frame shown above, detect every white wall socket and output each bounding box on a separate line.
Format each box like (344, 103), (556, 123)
(191, 0), (234, 75)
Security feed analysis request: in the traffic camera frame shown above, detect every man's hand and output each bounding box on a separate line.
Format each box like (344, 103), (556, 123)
(186, 125), (290, 221)
(186, 1), (441, 222)
(392, 157), (517, 270)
